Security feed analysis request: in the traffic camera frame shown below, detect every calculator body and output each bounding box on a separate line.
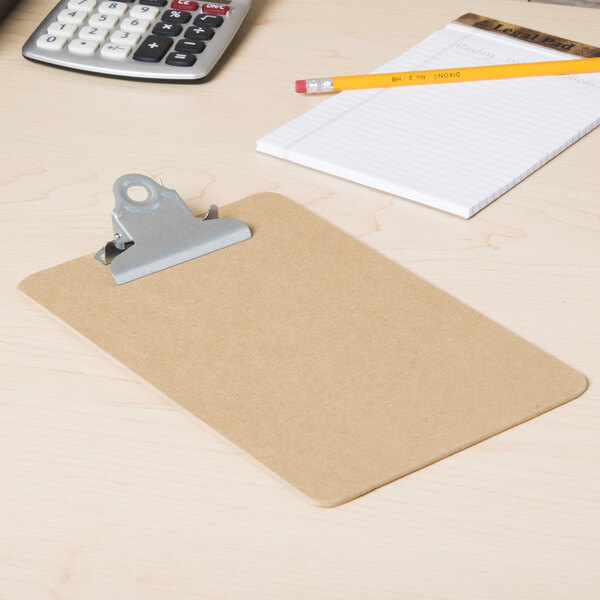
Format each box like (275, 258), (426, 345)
(22, 0), (252, 81)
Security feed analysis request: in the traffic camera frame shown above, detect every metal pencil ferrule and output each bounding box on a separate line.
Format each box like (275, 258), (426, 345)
(305, 78), (334, 94)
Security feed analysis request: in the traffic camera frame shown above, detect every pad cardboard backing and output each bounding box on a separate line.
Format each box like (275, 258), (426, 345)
(19, 193), (587, 507)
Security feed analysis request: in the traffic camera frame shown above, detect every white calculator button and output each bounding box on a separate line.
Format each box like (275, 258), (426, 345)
(47, 21), (77, 39)
(88, 13), (118, 28)
(98, 1), (128, 16)
(110, 30), (140, 46)
(36, 34), (67, 50)
(68, 38), (99, 55)
(57, 9), (88, 25)
(119, 17), (150, 33)
(129, 5), (159, 19)
(67, 0), (97, 13)
(79, 25), (109, 41)
(100, 43), (131, 60)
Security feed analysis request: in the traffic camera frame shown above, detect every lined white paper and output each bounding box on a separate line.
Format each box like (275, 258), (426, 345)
(257, 23), (600, 217)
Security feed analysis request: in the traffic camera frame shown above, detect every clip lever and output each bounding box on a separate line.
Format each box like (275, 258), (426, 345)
(95, 174), (251, 285)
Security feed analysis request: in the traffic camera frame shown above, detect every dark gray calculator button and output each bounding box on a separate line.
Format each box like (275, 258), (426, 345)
(162, 9), (192, 24)
(140, 0), (167, 5)
(133, 35), (173, 61)
(184, 25), (214, 40)
(175, 39), (205, 53)
(152, 22), (183, 36)
(193, 14), (223, 27)
(165, 52), (197, 67)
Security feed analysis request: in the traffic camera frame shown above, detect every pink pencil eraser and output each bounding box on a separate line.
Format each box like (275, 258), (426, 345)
(295, 80), (307, 93)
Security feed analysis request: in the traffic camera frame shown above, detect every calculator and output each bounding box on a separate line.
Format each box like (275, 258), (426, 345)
(22, 0), (251, 80)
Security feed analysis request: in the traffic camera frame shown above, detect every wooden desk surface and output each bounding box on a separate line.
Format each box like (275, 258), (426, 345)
(1, 0), (599, 598)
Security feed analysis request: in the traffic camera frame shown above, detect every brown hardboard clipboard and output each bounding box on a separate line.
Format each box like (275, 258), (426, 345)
(19, 193), (587, 507)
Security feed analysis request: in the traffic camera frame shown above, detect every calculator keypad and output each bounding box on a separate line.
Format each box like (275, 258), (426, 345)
(25, 0), (249, 80)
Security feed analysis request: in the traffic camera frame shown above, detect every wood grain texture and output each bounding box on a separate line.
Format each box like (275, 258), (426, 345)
(1, 0), (599, 598)
(528, 0), (600, 7)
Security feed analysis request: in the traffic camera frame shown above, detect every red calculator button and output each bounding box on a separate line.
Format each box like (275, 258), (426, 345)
(202, 3), (230, 15)
(171, 0), (199, 10)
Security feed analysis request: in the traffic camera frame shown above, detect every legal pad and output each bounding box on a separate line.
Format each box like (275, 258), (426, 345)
(257, 14), (600, 218)
(19, 194), (587, 506)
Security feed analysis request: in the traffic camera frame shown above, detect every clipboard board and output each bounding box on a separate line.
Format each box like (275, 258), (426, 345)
(18, 193), (587, 506)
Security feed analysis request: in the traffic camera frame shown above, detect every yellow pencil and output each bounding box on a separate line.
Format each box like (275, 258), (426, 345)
(295, 57), (600, 93)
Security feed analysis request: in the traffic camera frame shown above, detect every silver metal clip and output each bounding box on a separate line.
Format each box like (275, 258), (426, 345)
(95, 174), (251, 285)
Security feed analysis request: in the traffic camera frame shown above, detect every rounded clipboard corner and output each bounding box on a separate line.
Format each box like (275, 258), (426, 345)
(570, 372), (589, 401)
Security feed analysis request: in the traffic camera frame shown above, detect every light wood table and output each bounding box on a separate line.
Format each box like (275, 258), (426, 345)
(1, 0), (599, 598)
